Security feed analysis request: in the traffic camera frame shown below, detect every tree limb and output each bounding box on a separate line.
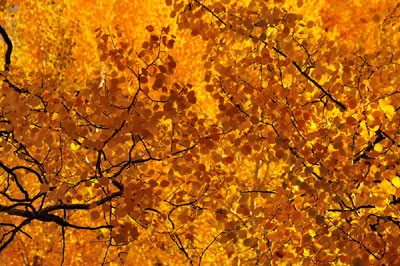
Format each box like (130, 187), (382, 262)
(0, 25), (12, 71)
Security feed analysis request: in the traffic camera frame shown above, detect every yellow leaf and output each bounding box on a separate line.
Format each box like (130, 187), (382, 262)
(374, 143), (383, 152)
(380, 179), (390, 189)
(393, 176), (400, 188)
(147, 225), (155, 235)
(379, 99), (395, 119)
(71, 142), (79, 151)
(380, 179), (395, 195)
(308, 229), (316, 237)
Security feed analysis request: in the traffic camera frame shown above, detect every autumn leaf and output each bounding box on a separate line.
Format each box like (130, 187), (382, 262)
(1, 0), (400, 265)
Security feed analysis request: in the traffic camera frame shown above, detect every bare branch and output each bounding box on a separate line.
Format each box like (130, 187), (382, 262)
(0, 25), (12, 71)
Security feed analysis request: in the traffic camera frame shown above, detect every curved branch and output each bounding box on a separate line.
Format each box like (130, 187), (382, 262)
(0, 25), (26, 93)
(0, 25), (12, 71)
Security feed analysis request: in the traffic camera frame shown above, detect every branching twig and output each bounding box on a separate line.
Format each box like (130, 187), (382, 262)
(192, 0), (347, 111)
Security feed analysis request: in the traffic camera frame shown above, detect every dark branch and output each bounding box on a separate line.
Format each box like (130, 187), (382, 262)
(0, 25), (12, 71)
(274, 47), (347, 111)
(238, 190), (276, 194)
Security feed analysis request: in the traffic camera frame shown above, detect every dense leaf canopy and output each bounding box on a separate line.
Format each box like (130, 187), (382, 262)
(1, 0), (400, 265)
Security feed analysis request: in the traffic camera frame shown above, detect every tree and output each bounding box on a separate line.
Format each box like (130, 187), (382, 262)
(1, 0), (400, 265)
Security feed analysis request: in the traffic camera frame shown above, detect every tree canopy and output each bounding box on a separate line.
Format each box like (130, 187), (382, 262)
(1, 0), (400, 265)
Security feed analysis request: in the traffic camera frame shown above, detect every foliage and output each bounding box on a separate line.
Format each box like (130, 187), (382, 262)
(1, 0), (400, 265)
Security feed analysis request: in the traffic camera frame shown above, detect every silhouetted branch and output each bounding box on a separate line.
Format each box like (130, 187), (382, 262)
(273, 47), (347, 111)
(0, 25), (12, 71)
(238, 190), (276, 194)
